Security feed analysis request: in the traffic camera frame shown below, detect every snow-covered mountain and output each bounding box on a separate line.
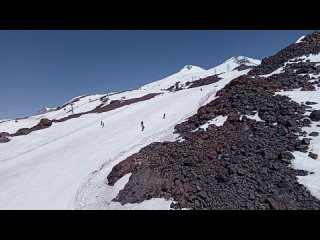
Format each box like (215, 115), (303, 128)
(140, 56), (260, 91)
(0, 57), (255, 209)
(37, 107), (57, 115)
(1, 32), (320, 210)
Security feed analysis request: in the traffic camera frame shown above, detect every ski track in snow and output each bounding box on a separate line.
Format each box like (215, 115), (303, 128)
(74, 126), (178, 210)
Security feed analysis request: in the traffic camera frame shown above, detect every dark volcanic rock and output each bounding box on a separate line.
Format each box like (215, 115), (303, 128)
(0, 132), (9, 137)
(107, 157), (137, 186)
(296, 144), (309, 152)
(233, 64), (254, 71)
(0, 131), (10, 141)
(309, 132), (319, 137)
(13, 118), (53, 137)
(188, 75), (221, 89)
(215, 173), (229, 183)
(265, 192), (297, 210)
(248, 32), (320, 75)
(0, 133), (10, 143)
(306, 101), (318, 105)
(110, 100), (121, 105)
(167, 81), (182, 92)
(278, 151), (295, 164)
(301, 84), (316, 91)
(15, 128), (31, 136)
(197, 191), (208, 200)
(39, 118), (52, 127)
(183, 159), (196, 167)
(308, 152), (318, 159)
(310, 110), (320, 121)
(302, 138), (311, 145)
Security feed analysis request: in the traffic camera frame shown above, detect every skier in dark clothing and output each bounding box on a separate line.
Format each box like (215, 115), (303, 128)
(200, 88), (202, 91)
(163, 113), (166, 119)
(142, 125), (145, 131)
(101, 121), (104, 128)
(141, 121), (143, 127)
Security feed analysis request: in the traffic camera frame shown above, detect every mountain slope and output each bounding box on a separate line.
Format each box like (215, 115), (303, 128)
(2, 32), (320, 210)
(105, 32), (320, 210)
(0, 59), (250, 209)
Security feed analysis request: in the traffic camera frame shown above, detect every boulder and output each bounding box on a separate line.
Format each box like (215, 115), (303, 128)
(309, 132), (319, 137)
(302, 138), (310, 145)
(15, 128), (31, 136)
(183, 159), (196, 167)
(0, 136), (10, 143)
(306, 101), (318, 105)
(39, 118), (52, 127)
(308, 152), (318, 160)
(310, 110), (320, 121)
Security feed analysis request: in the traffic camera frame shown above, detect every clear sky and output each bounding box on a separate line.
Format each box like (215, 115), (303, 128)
(0, 30), (313, 119)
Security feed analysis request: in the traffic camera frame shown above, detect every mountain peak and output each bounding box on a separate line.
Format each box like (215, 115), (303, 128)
(222, 56), (261, 68)
(179, 65), (205, 74)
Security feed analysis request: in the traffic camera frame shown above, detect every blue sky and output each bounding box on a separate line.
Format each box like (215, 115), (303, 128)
(0, 30), (313, 119)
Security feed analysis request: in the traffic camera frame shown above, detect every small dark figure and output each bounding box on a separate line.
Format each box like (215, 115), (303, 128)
(200, 88), (202, 91)
(163, 113), (166, 119)
(142, 125), (145, 131)
(141, 121), (143, 126)
(101, 121), (104, 128)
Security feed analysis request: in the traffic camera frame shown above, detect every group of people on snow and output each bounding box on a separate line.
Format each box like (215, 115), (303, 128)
(140, 113), (166, 131)
(100, 113), (166, 131)
(98, 87), (205, 131)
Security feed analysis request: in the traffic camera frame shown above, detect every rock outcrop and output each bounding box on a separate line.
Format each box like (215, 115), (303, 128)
(13, 118), (53, 136)
(248, 32), (320, 75)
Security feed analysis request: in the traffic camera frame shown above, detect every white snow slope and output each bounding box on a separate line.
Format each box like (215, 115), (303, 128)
(0, 59), (255, 210)
(140, 56), (260, 91)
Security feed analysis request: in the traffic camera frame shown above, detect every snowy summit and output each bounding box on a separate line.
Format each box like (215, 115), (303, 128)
(178, 65), (205, 74)
(140, 56), (260, 91)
